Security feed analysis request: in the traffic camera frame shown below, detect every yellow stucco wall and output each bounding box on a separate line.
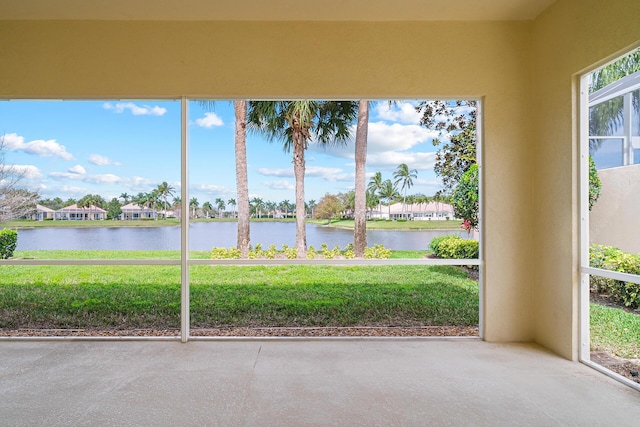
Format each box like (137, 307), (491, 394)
(532, 0), (640, 359)
(0, 20), (535, 342)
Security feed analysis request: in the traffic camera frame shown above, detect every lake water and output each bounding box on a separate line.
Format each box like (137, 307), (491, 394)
(15, 222), (467, 251)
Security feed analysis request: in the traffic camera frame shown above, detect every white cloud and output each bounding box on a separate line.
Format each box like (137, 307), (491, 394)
(374, 101), (421, 124)
(68, 165), (86, 174)
(258, 168), (294, 178)
(195, 112), (224, 128)
(103, 102), (167, 116)
(263, 180), (295, 190)
(1, 133), (74, 160)
(49, 171), (122, 185)
(306, 166), (354, 182)
(89, 154), (120, 166)
(366, 151), (436, 170)
(10, 165), (42, 180)
(193, 183), (232, 194)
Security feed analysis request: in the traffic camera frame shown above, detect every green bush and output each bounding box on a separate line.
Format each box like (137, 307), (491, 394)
(589, 244), (640, 308)
(430, 235), (478, 259)
(0, 229), (18, 259)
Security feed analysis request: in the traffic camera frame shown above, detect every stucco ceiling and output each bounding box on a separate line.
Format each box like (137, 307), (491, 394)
(0, 0), (557, 21)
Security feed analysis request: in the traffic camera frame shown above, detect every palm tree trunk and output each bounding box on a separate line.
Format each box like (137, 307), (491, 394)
(354, 100), (369, 257)
(293, 132), (307, 258)
(235, 101), (251, 257)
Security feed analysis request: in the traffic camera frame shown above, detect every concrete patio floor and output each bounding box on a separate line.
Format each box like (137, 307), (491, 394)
(1, 339), (639, 426)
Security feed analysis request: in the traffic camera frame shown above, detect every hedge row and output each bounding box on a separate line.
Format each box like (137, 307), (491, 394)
(590, 244), (640, 308)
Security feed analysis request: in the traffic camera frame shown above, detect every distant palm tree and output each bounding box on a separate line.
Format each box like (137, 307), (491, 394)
(227, 198), (236, 218)
(119, 193), (130, 204)
(266, 201), (277, 218)
(215, 198), (225, 218)
(202, 201), (213, 218)
(368, 171), (384, 216)
(189, 197), (199, 219)
(156, 182), (175, 219)
(307, 199), (317, 218)
(250, 197), (265, 218)
(379, 180), (399, 220)
(393, 163), (418, 218)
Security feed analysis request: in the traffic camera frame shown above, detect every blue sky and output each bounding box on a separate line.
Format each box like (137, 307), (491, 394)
(1, 100), (447, 206)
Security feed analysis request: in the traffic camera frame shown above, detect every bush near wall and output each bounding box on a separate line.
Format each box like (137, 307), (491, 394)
(430, 235), (479, 259)
(0, 228), (18, 259)
(590, 244), (640, 308)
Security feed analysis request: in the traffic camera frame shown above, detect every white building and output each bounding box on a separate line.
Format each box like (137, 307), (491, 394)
(371, 202), (456, 221)
(54, 204), (107, 220)
(119, 203), (158, 220)
(32, 204), (55, 221)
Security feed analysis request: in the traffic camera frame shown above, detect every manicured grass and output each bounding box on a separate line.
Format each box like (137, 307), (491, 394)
(0, 219), (180, 228)
(0, 253), (478, 329)
(590, 303), (640, 359)
(12, 250), (210, 260)
(307, 218), (463, 230)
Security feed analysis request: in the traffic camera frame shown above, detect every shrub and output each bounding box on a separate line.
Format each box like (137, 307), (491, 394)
(589, 244), (640, 308)
(430, 235), (478, 259)
(0, 229), (18, 259)
(210, 247), (241, 259)
(364, 244), (391, 259)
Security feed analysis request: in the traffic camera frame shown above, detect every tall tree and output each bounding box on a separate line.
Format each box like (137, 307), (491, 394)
(393, 163), (418, 217)
(367, 171), (384, 215)
(247, 101), (357, 257)
(227, 198), (237, 218)
(379, 179), (399, 219)
(189, 197), (199, 219)
(156, 182), (175, 219)
(202, 201), (213, 218)
(416, 100), (477, 194)
(234, 101), (251, 257)
(0, 138), (38, 220)
(354, 100), (369, 257)
(106, 197), (122, 220)
(215, 198), (225, 218)
(119, 193), (130, 204)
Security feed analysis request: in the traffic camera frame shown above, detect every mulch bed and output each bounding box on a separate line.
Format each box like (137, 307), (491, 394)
(0, 326), (479, 338)
(590, 351), (640, 384)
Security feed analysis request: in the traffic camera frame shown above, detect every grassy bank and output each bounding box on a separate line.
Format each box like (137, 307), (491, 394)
(308, 218), (463, 230)
(0, 219), (181, 228)
(590, 303), (640, 359)
(0, 250), (477, 329)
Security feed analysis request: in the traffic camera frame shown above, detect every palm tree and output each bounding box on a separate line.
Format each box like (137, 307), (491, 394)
(200, 100), (250, 256)
(202, 201), (213, 218)
(307, 199), (317, 218)
(227, 198), (237, 218)
(379, 179), (399, 220)
(393, 163), (418, 219)
(215, 198), (225, 218)
(234, 101), (250, 256)
(250, 197), (265, 218)
(354, 100), (369, 256)
(247, 101), (357, 257)
(156, 181), (175, 219)
(279, 200), (291, 218)
(367, 171), (384, 217)
(119, 193), (130, 204)
(172, 196), (182, 220)
(189, 197), (199, 219)
(266, 201), (277, 218)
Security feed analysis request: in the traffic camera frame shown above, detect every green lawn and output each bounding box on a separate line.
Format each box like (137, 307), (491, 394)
(590, 303), (640, 359)
(0, 250), (478, 330)
(0, 219), (181, 228)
